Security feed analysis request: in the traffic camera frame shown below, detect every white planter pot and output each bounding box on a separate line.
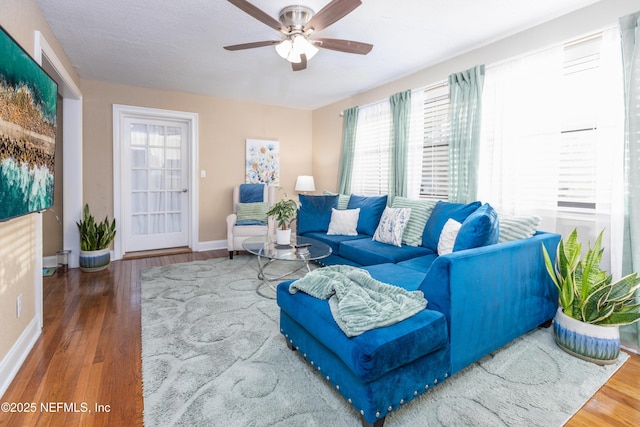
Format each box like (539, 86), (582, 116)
(79, 248), (111, 272)
(553, 307), (620, 365)
(276, 228), (292, 246)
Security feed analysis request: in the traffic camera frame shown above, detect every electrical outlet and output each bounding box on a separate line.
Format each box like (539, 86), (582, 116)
(16, 294), (22, 318)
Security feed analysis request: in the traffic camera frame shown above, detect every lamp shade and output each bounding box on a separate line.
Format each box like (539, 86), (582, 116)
(295, 175), (316, 192)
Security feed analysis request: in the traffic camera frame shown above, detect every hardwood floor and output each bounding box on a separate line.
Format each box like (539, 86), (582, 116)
(1, 250), (639, 426)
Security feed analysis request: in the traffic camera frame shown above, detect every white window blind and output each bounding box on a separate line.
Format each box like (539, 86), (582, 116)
(479, 27), (624, 272)
(558, 35), (601, 210)
(420, 83), (450, 200)
(350, 100), (391, 195)
(558, 33), (623, 215)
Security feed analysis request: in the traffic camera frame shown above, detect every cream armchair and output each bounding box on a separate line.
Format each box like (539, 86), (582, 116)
(226, 184), (276, 259)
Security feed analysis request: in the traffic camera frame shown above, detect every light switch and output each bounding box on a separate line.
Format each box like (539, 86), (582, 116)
(200, 170), (206, 178)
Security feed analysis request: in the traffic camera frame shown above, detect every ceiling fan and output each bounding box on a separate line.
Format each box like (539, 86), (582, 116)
(223, 0), (373, 71)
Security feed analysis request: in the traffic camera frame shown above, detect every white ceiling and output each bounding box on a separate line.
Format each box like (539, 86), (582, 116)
(36, 0), (600, 110)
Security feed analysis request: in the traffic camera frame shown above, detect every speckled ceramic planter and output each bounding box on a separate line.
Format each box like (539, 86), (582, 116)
(553, 307), (620, 365)
(79, 248), (111, 272)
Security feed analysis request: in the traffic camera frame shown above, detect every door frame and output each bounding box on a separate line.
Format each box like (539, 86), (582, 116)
(112, 104), (198, 260)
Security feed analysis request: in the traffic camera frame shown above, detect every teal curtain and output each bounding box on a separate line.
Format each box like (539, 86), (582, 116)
(337, 106), (359, 195)
(448, 65), (485, 203)
(620, 12), (640, 348)
(389, 90), (412, 202)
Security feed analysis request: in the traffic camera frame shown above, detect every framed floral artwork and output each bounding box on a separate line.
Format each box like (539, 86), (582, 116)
(245, 139), (279, 185)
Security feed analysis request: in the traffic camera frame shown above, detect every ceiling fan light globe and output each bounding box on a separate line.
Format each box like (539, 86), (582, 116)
(275, 39), (293, 59)
(292, 35), (319, 61)
(287, 52), (302, 63)
(302, 40), (319, 60)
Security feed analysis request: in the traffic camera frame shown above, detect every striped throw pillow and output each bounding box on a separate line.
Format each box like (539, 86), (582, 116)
(497, 213), (541, 242)
(391, 197), (437, 246)
(236, 202), (268, 223)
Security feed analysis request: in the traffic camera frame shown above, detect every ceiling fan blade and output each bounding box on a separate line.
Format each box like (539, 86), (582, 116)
(224, 40), (280, 51)
(305, 0), (362, 33)
(315, 38), (373, 55)
(227, 0), (284, 32)
(292, 54), (307, 71)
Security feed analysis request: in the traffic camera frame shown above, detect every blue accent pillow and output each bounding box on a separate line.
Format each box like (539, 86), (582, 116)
(239, 183), (264, 203)
(421, 200), (482, 251)
(297, 195), (339, 235)
(453, 203), (500, 251)
(346, 194), (388, 236)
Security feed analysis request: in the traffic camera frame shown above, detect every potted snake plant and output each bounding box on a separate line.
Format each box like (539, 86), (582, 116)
(266, 192), (298, 245)
(76, 204), (117, 272)
(542, 228), (640, 364)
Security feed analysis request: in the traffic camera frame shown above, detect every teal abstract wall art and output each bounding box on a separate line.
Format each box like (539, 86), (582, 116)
(0, 25), (57, 222)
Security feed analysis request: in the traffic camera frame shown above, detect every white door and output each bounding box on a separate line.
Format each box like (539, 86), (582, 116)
(122, 117), (190, 252)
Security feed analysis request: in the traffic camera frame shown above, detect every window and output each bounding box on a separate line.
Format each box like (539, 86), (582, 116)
(349, 86), (450, 199)
(558, 34), (608, 211)
(419, 83), (450, 200)
(350, 100), (391, 195)
(478, 27), (624, 271)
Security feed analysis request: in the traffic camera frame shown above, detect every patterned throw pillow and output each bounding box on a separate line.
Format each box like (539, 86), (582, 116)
(391, 197), (437, 246)
(236, 202), (268, 223)
(327, 208), (360, 236)
(438, 218), (462, 255)
(373, 207), (411, 247)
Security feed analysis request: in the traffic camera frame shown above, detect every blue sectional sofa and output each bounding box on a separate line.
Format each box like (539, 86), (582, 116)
(276, 194), (560, 427)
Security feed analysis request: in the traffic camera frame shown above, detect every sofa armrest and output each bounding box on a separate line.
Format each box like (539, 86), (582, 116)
(419, 231), (561, 374)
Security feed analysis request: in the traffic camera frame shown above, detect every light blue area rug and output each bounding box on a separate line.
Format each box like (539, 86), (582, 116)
(141, 256), (628, 426)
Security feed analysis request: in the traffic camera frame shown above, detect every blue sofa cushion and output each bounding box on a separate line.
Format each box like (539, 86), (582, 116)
(347, 194), (388, 236)
(339, 238), (432, 266)
(297, 195), (339, 235)
(363, 263), (428, 291)
(397, 253), (439, 273)
(422, 200), (482, 251)
(453, 203), (499, 251)
(300, 231), (369, 255)
(277, 281), (449, 383)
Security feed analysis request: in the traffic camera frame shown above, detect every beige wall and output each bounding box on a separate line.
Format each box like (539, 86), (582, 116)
(312, 0), (640, 194)
(0, 0), (80, 362)
(81, 80), (313, 244)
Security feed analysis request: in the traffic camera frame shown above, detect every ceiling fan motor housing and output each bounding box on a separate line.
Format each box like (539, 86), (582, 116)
(279, 5), (314, 29)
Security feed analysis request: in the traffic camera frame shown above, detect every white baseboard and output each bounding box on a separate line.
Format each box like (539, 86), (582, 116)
(44, 243), (226, 266)
(195, 240), (227, 252)
(0, 316), (41, 399)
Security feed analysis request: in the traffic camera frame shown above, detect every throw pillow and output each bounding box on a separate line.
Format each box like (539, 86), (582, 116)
(235, 202), (268, 223)
(297, 194), (339, 235)
(323, 190), (351, 210)
(373, 207), (411, 247)
(239, 183), (265, 203)
(453, 203), (500, 251)
(497, 213), (541, 242)
(391, 197), (437, 246)
(422, 200), (482, 251)
(347, 194), (388, 236)
(327, 208), (360, 236)
(438, 218), (462, 255)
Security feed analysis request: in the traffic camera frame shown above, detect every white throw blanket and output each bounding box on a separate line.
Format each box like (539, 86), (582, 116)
(289, 265), (427, 337)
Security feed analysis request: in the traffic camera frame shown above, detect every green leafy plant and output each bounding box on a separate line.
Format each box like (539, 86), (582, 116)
(266, 192), (298, 230)
(542, 228), (640, 326)
(76, 204), (117, 251)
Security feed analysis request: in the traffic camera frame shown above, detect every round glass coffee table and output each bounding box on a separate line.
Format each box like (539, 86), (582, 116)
(242, 235), (332, 298)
